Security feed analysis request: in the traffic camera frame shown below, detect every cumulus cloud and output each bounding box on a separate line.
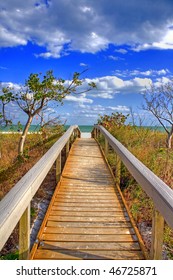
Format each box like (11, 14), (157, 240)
(113, 68), (170, 78)
(1, 1), (173, 57)
(65, 94), (93, 104)
(83, 75), (152, 98)
(71, 103), (130, 124)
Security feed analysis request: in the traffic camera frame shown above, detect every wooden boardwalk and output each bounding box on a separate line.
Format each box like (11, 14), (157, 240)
(30, 138), (145, 260)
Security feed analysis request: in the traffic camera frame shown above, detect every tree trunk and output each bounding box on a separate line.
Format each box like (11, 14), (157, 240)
(18, 115), (33, 156)
(166, 125), (173, 149)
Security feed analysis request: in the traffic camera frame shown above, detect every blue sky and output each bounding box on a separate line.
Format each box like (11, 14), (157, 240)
(0, 0), (173, 125)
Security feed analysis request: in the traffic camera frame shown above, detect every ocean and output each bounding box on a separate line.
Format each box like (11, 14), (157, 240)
(0, 124), (167, 133)
(0, 125), (94, 133)
(65, 125), (93, 132)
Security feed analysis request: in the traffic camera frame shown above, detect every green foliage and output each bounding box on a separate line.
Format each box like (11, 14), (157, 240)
(97, 112), (129, 130)
(164, 225), (173, 259)
(0, 251), (19, 260)
(31, 207), (36, 217)
(130, 203), (139, 221)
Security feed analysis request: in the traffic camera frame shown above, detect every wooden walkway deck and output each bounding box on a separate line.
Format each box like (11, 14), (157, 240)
(30, 138), (145, 260)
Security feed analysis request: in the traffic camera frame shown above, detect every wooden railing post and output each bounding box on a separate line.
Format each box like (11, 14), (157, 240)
(150, 208), (164, 259)
(115, 154), (121, 188)
(77, 128), (81, 138)
(66, 140), (70, 159)
(19, 204), (30, 260)
(56, 152), (61, 183)
(93, 128), (96, 139)
(70, 132), (74, 143)
(74, 129), (77, 139)
(96, 128), (98, 139)
(104, 137), (108, 157)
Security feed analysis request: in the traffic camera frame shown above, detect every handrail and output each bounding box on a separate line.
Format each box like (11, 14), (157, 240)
(93, 125), (173, 259)
(0, 125), (81, 257)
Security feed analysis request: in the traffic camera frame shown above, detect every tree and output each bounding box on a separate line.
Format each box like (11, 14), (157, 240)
(0, 87), (14, 126)
(1, 70), (96, 156)
(142, 82), (173, 148)
(98, 112), (129, 129)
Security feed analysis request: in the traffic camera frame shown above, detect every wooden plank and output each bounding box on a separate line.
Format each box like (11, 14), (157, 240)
(38, 240), (141, 250)
(55, 196), (122, 201)
(49, 210), (128, 217)
(62, 178), (114, 184)
(47, 221), (133, 228)
(56, 193), (119, 197)
(41, 233), (137, 242)
(43, 227), (135, 235)
(57, 189), (118, 194)
(54, 200), (125, 210)
(51, 205), (126, 211)
(34, 249), (144, 260)
(48, 215), (130, 222)
(60, 186), (117, 191)
(59, 189), (116, 193)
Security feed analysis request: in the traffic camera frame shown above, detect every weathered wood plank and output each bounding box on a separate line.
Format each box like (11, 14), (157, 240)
(54, 200), (124, 210)
(34, 249), (144, 260)
(55, 196), (123, 202)
(38, 240), (141, 250)
(43, 226), (135, 235)
(60, 186), (117, 190)
(58, 189), (118, 194)
(48, 215), (130, 222)
(51, 205), (126, 211)
(46, 221), (133, 228)
(41, 233), (137, 242)
(49, 210), (128, 217)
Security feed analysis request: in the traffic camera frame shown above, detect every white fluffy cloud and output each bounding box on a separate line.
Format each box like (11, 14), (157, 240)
(65, 94), (93, 104)
(83, 75), (152, 98)
(113, 69), (170, 78)
(1, 1), (173, 57)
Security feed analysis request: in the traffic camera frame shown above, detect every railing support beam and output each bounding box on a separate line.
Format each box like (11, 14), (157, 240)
(19, 204), (30, 260)
(104, 138), (108, 157)
(66, 140), (70, 159)
(115, 154), (121, 188)
(56, 152), (61, 183)
(150, 208), (164, 259)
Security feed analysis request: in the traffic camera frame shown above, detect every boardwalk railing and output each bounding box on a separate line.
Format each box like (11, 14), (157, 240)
(92, 125), (173, 260)
(0, 125), (81, 259)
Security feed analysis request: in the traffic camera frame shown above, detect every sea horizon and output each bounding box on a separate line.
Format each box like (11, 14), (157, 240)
(0, 124), (168, 133)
